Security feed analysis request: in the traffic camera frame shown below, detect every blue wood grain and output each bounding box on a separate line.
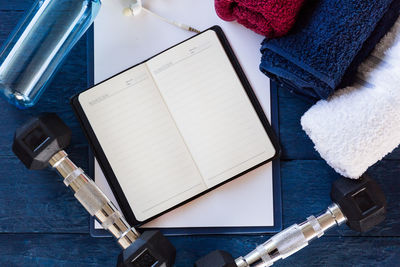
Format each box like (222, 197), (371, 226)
(281, 160), (400, 236)
(0, 2), (399, 267)
(1, 155), (398, 236)
(0, 0), (35, 11)
(0, 11), (25, 43)
(0, 148), (90, 233)
(176, 236), (400, 267)
(0, 234), (398, 267)
(0, 7), (99, 234)
(0, 234), (120, 266)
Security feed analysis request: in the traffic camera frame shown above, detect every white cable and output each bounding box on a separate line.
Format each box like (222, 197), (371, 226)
(141, 7), (200, 33)
(123, 0), (200, 33)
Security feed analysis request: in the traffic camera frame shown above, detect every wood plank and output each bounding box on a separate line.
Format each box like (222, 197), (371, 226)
(0, 234), (119, 266)
(0, 25), (92, 232)
(181, 236), (400, 267)
(281, 160), (400, 237)
(0, 234), (398, 266)
(0, 147), (90, 233)
(0, 16), (90, 230)
(277, 91), (319, 160)
(277, 86), (400, 160)
(279, 236), (400, 267)
(0, 11), (26, 43)
(0, 1), (37, 11)
(2, 156), (398, 236)
(1, 4), (399, 266)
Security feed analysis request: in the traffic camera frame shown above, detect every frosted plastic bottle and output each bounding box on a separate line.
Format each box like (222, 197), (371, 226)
(0, 0), (101, 108)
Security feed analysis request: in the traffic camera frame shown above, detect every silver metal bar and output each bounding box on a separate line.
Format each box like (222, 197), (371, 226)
(235, 203), (347, 267)
(48, 150), (140, 250)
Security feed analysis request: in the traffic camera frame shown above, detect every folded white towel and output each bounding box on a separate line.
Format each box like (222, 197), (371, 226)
(301, 20), (400, 179)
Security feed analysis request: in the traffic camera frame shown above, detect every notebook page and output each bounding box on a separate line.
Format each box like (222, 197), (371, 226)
(93, 0), (276, 230)
(78, 64), (206, 221)
(147, 30), (276, 188)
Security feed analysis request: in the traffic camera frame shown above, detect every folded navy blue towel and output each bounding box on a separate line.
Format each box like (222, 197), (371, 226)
(260, 0), (400, 101)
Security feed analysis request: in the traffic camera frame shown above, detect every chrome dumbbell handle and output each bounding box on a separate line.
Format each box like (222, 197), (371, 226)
(235, 204), (347, 267)
(49, 150), (140, 250)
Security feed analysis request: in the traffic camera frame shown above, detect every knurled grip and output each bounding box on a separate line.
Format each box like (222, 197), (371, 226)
(49, 150), (139, 249)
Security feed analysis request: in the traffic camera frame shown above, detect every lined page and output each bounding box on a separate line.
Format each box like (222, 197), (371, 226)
(78, 64), (205, 221)
(147, 30), (276, 188)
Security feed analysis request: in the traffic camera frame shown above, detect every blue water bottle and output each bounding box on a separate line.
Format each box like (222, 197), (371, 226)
(0, 0), (101, 108)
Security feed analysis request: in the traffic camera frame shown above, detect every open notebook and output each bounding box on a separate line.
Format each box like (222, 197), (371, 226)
(73, 27), (279, 225)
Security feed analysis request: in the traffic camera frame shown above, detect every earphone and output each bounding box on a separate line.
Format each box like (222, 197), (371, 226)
(123, 0), (200, 33)
(122, 0), (143, 17)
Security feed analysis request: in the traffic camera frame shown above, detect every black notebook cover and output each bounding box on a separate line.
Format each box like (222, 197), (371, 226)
(72, 26), (281, 229)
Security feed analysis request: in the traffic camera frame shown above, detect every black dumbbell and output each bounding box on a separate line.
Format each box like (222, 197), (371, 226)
(195, 174), (387, 267)
(13, 113), (176, 267)
(330, 175), (386, 232)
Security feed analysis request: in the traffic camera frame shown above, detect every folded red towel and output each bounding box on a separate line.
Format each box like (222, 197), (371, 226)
(215, 0), (305, 37)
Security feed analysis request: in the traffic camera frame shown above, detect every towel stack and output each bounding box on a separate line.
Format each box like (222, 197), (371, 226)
(260, 0), (400, 101)
(301, 20), (400, 179)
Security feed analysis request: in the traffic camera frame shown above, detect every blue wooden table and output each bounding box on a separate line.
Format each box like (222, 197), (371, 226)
(1, 1), (399, 266)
